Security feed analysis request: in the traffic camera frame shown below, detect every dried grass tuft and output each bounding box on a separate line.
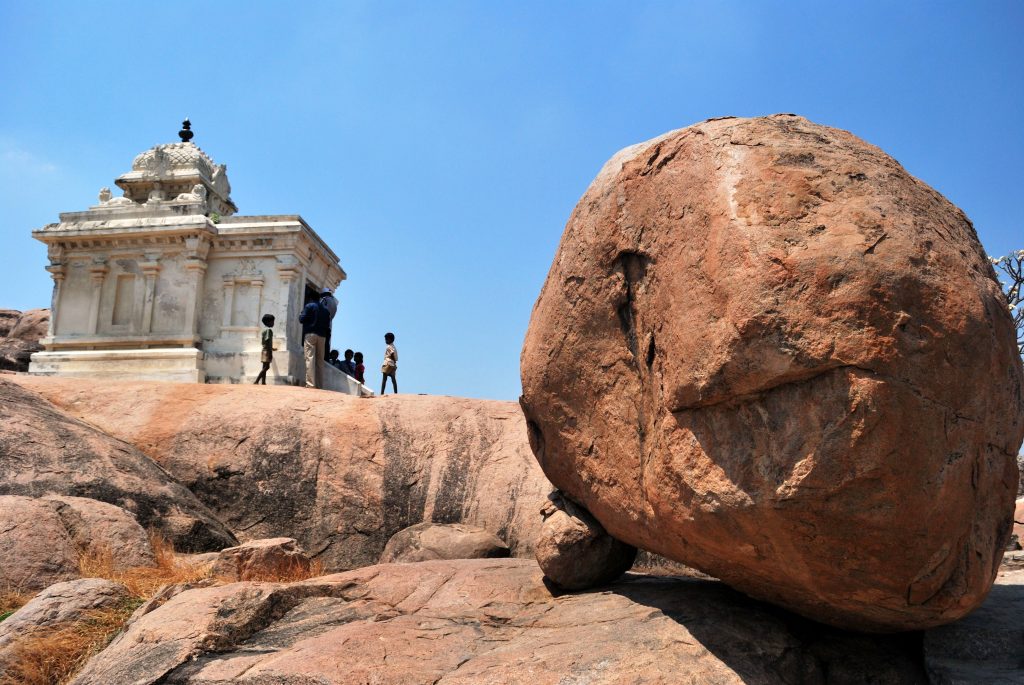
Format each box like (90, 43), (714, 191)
(77, 531), (211, 599)
(0, 586), (36, 623)
(0, 602), (139, 685)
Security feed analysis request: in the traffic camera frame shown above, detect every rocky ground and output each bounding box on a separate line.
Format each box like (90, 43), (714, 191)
(0, 309), (47, 372)
(0, 374), (1020, 683)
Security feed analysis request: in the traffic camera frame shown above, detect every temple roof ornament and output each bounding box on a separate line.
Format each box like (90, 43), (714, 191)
(111, 121), (237, 216)
(179, 118), (194, 143)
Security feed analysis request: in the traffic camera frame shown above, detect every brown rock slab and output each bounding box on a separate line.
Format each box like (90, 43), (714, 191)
(0, 494), (155, 590)
(46, 495), (157, 568)
(0, 308), (48, 372)
(0, 496), (80, 591)
(0, 378), (236, 553)
(520, 114), (1024, 631)
(923, 568), (1024, 684)
(535, 491), (636, 590)
(379, 522), (510, 563)
(12, 376), (553, 571)
(71, 558), (927, 685)
(0, 578), (129, 656)
(212, 537), (311, 581)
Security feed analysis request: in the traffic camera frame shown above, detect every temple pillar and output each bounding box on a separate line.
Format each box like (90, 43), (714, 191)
(183, 261), (207, 338)
(87, 258), (109, 335)
(222, 276), (236, 328)
(44, 264), (66, 337)
(140, 254), (161, 334)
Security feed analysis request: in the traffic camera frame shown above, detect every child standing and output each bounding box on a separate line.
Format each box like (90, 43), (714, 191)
(353, 352), (366, 384)
(254, 314), (275, 385)
(380, 332), (398, 395)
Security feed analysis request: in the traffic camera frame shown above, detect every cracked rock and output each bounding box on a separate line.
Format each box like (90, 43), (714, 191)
(535, 491), (636, 590)
(520, 114), (1024, 631)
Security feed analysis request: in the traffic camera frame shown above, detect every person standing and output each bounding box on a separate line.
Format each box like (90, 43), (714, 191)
(353, 351), (366, 384)
(320, 287), (338, 362)
(339, 349), (357, 377)
(253, 314), (275, 385)
(380, 332), (398, 395)
(299, 296), (330, 389)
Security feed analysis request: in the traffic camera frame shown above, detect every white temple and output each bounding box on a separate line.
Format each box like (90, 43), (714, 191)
(29, 121), (365, 393)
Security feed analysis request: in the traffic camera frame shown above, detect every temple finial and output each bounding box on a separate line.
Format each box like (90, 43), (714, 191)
(178, 118), (194, 143)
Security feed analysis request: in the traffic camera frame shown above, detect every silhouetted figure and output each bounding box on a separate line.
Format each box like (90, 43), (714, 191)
(353, 351), (366, 384)
(381, 332), (398, 395)
(300, 296), (330, 388)
(339, 349), (356, 377)
(253, 314), (275, 385)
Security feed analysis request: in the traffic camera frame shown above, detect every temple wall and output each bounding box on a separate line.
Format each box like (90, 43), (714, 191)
(56, 260), (94, 335)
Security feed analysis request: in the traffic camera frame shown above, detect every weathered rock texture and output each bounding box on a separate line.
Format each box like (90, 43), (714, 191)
(0, 578), (129, 655)
(379, 522), (510, 563)
(0, 495), (155, 590)
(212, 538), (311, 581)
(71, 558), (928, 684)
(0, 379), (236, 552)
(520, 114), (1024, 631)
(0, 308), (48, 371)
(535, 491), (637, 590)
(12, 377), (552, 571)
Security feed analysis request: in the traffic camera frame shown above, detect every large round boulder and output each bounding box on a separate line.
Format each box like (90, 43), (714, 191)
(520, 114), (1024, 631)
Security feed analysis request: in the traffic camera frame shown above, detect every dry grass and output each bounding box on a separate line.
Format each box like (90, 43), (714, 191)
(0, 603), (140, 685)
(0, 586), (36, 623)
(1, 532), (330, 684)
(77, 531), (211, 599)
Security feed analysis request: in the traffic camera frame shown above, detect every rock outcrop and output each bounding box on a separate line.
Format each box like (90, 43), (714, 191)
(520, 114), (1024, 631)
(0, 379), (236, 553)
(0, 308), (47, 371)
(535, 491), (636, 590)
(379, 522), (510, 563)
(11, 377), (552, 571)
(0, 495), (155, 590)
(211, 538), (311, 581)
(0, 578), (129, 654)
(71, 558), (929, 684)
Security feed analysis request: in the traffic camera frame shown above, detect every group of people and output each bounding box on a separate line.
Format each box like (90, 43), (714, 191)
(253, 286), (398, 396)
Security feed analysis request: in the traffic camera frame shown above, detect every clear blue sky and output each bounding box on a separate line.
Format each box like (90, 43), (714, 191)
(1, 1), (1021, 400)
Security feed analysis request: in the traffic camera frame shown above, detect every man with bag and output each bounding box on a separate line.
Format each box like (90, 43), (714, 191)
(299, 294), (331, 389)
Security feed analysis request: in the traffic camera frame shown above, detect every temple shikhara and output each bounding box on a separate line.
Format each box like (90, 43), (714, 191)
(29, 120), (363, 393)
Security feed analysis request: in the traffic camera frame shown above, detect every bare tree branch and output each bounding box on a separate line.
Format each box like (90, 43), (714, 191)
(991, 250), (1024, 354)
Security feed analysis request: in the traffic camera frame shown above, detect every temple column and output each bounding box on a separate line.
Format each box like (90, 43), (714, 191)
(87, 258), (109, 335)
(44, 264), (66, 337)
(222, 276), (236, 328)
(182, 236), (210, 342)
(140, 254), (161, 334)
(183, 261), (207, 339)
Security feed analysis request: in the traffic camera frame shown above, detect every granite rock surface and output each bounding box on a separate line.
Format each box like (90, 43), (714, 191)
(520, 114), (1024, 631)
(0, 379), (236, 553)
(12, 377), (553, 571)
(379, 522), (510, 563)
(70, 558), (929, 685)
(0, 308), (47, 371)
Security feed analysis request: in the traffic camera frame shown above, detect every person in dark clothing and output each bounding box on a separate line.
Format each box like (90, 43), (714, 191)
(338, 349), (357, 377)
(299, 297), (331, 388)
(353, 351), (366, 384)
(320, 288), (338, 362)
(253, 314), (275, 385)
(328, 349), (344, 370)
